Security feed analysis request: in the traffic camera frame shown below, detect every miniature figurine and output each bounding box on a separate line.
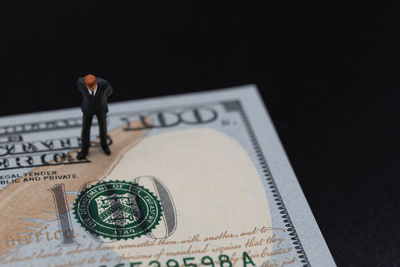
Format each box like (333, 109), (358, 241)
(76, 74), (113, 160)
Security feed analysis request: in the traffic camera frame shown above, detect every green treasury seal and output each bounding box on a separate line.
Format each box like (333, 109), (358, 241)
(73, 180), (162, 240)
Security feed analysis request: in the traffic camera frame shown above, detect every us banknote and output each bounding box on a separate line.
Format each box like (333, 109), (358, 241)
(0, 85), (335, 266)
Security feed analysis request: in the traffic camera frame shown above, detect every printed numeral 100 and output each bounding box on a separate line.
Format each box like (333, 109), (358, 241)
(48, 176), (177, 246)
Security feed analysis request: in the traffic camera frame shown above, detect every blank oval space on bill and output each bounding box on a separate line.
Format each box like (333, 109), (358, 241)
(107, 128), (272, 261)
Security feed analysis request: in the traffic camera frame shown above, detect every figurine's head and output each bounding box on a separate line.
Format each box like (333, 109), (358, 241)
(84, 74), (97, 91)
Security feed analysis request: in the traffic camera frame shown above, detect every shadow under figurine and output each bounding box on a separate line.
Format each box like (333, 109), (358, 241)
(76, 74), (113, 160)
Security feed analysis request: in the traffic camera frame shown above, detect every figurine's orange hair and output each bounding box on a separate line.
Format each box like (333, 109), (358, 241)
(84, 74), (97, 88)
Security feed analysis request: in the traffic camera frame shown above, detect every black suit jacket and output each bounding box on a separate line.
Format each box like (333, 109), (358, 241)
(77, 77), (113, 116)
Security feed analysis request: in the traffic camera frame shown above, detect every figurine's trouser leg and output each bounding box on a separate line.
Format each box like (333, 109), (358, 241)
(97, 114), (108, 147)
(81, 113), (93, 153)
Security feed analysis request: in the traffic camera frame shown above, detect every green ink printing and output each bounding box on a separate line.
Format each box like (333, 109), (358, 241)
(73, 180), (162, 240)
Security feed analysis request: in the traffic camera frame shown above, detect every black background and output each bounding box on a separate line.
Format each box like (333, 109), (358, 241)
(1, 2), (399, 266)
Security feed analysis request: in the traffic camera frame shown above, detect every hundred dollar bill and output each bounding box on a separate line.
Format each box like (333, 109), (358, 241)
(0, 85), (335, 267)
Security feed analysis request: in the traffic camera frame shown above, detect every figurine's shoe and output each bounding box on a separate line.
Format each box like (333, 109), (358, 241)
(76, 151), (88, 160)
(101, 145), (111, 155)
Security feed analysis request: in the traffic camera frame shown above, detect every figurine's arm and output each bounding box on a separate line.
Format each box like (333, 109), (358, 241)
(105, 82), (113, 97)
(77, 78), (85, 94)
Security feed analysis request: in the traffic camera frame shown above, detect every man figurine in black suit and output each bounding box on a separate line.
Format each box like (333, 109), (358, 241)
(76, 74), (113, 160)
